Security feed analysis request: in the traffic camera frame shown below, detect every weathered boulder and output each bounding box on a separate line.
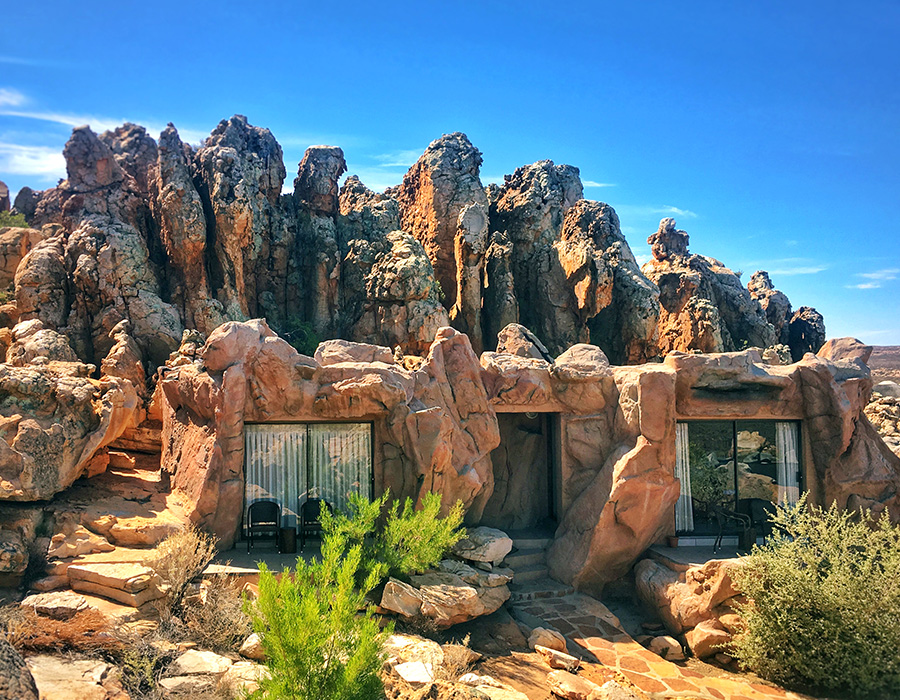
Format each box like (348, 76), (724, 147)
(547, 669), (602, 700)
(634, 557), (743, 635)
(642, 218), (777, 354)
(0, 637), (39, 700)
(495, 323), (553, 361)
(648, 635), (685, 661)
(0, 363), (138, 501)
(528, 627), (567, 652)
(26, 655), (125, 700)
(684, 619), (732, 659)
(239, 633), (265, 661)
(535, 645), (581, 672)
(451, 527), (513, 564)
(379, 567), (511, 629)
(167, 649), (233, 676)
(0, 181), (8, 212)
(20, 590), (90, 620)
(0, 226), (44, 291)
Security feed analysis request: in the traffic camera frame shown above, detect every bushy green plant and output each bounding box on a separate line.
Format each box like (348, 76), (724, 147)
(0, 211), (27, 228)
(376, 491), (465, 578)
(279, 316), (320, 357)
(249, 524), (390, 700)
(321, 490), (466, 581)
(731, 495), (900, 698)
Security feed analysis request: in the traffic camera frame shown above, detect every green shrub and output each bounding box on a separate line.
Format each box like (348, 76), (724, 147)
(249, 524), (391, 700)
(731, 496), (900, 698)
(0, 211), (27, 228)
(279, 317), (320, 357)
(376, 491), (465, 578)
(321, 490), (466, 581)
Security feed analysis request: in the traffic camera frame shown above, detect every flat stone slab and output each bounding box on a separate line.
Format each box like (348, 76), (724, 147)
(67, 562), (156, 592)
(20, 590), (89, 620)
(167, 649), (233, 676)
(70, 578), (163, 607)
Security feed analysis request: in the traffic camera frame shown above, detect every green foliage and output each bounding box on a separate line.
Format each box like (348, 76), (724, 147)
(731, 496), (900, 698)
(688, 441), (731, 508)
(0, 211), (27, 228)
(248, 492), (464, 699)
(280, 317), (320, 357)
(377, 491), (466, 578)
(249, 523), (391, 700)
(322, 490), (466, 581)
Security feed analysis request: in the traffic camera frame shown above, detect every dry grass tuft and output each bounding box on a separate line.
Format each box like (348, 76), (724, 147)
(4, 607), (119, 654)
(146, 526), (217, 617)
(183, 575), (252, 652)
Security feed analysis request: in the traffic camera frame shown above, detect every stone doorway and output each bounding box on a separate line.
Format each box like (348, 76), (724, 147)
(480, 412), (559, 530)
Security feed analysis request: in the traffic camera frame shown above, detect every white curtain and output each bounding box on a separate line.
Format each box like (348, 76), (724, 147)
(244, 423), (306, 530)
(674, 422), (694, 532)
(307, 423), (373, 514)
(775, 422), (801, 505)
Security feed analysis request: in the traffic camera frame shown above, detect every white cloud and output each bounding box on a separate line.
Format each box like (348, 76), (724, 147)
(767, 265), (828, 276)
(633, 252), (651, 266)
(858, 268), (899, 281)
(341, 168), (404, 193)
(0, 142), (65, 178)
(615, 204), (699, 221)
(0, 108), (121, 132)
(582, 180), (616, 188)
(373, 149), (423, 168)
(0, 88), (26, 109)
(845, 282), (881, 290)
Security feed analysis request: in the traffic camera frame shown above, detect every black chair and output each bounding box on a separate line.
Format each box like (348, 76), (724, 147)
(738, 498), (776, 543)
(246, 500), (281, 554)
(299, 498), (332, 551)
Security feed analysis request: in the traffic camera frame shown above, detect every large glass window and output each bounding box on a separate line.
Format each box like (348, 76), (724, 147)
(244, 422), (372, 532)
(674, 420), (801, 534)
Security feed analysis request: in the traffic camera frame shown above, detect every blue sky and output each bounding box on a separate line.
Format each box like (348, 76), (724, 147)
(1, 1), (898, 344)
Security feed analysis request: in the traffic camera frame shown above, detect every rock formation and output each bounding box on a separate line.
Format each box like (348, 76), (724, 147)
(643, 219), (780, 354)
(0, 181), (9, 212)
(748, 270), (826, 360)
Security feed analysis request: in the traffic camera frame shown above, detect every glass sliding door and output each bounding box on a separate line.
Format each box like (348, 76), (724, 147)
(674, 420), (802, 535)
(683, 421), (737, 534)
(244, 423), (307, 529)
(307, 423), (373, 514)
(244, 422), (373, 533)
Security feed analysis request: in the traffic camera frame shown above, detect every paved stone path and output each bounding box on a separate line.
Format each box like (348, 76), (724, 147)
(513, 592), (810, 700)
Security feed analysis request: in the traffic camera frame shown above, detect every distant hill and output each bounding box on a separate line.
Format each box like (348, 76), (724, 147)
(870, 346), (900, 384)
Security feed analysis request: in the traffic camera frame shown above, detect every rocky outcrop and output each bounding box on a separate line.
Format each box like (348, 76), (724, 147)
(0, 354), (138, 500)
(867, 387), (900, 458)
(635, 557), (742, 658)
(392, 133), (488, 315)
(159, 321), (500, 544)
(0, 181), (9, 212)
(0, 638), (39, 700)
(749, 271), (826, 361)
(643, 219), (777, 354)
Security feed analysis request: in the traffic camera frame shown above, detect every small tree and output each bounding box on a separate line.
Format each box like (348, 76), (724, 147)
(731, 496), (900, 698)
(250, 526), (390, 699)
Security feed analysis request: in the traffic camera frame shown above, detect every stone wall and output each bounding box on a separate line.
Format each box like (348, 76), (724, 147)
(157, 321), (900, 593)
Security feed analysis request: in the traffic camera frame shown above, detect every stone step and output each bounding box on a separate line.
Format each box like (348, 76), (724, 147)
(508, 577), (575, 602)
(504, 548), (547, 568)
(511, 536), (553, 550)
(510, 563), (549, 582)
